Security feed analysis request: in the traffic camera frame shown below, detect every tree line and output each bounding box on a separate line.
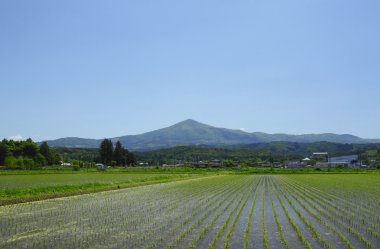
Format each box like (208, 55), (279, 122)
(0, 139), (61, 169)
(134, 142), (380, 167)
(99, 139), (136, 166)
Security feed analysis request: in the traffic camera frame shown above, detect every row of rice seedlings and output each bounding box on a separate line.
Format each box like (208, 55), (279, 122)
(271, 178), (335, 249)
(261, 177), (269, 249)
(283, 176), (380, 232)
(147, 176), (250, 248)
(0, 178), (211, 232)
(0, 176), (224, 248)
(270, 178), (313, 249)
(123, 185), (222, 246)
(72, 185), (196, 247)
(165, 176), (258, 249)
(267, 178), (290, 249)
(95, 178), (232, 245)
(243, 177), (262, 249)
(132, 177), (245, 248)
(281, 176), (380, 240)
(223, 177), (262, 249)
(288, 175), (380, 217)
(207, 178), (257, 249)
(306, 178), (379, 229)
(187, 179), (255, 249)
(13, 182), (174, 240)
(107, 178), (229, 245)
(278, 177), (376, 249)
(93, 178), (243, 246)
(277, 177), (355, 249)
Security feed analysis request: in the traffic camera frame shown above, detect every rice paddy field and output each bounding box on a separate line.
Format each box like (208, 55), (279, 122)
(0, 174), (379, 249)
(0, 172), (198, 205)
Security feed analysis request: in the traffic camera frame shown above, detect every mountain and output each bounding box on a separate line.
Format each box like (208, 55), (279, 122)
(251, 132), (369, 144)
(116, 119), (260, 150)
(42, 137), (100, 148)
(43, 119), (379, 150)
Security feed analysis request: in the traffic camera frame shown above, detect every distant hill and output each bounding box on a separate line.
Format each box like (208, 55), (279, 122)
(135, 142), (380, 163)
(43, 137), (100, 148)
(43, 119), (379, 150)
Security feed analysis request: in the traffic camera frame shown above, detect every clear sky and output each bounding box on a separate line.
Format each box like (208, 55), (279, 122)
(1, 0), (379, 141)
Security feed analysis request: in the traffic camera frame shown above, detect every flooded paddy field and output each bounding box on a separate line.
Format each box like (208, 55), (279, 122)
(1, 174), (379, 249)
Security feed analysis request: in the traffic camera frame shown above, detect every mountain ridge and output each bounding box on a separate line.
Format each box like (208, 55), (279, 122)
(43, 119), (380, 150)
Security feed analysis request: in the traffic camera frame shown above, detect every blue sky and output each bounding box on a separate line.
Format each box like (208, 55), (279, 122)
(1, 0), (379, 141)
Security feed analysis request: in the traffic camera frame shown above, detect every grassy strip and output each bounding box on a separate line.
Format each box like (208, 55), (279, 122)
(1, 167), (379, 176)
(0, 175), (202, 206)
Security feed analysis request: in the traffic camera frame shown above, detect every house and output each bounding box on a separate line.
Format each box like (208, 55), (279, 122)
(60, 161), (72, 166)
(329, 155), (358, 168)
(210, 160), (223, 167)
(96, 163), (105, 171)
(273, 162), (282, 168)
(190, 161), (209, 168)
(315, 155), (359, 168)
(190, 160), (223, 168)
(315, 162), (330, 168)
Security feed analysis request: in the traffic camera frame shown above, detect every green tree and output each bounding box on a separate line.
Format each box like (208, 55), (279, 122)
(223, 160), (235, 167)
(51, 151), (62, 165)
(34, 153), (47, 167)
(99, 139), (113, 165)
(22, 138), (39, 158)
(0, 141), (8, 165)
(113, 141), (126, 166)
(4, 156), (18, 169)
(40, 142), (53, 165)
(126, 151), (137, 166)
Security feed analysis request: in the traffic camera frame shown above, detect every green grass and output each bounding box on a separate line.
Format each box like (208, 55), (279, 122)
(1, 166), (378, 176)
(0, 172), (202, 205)
(284, 174), (380, 196)
(0, 167), (378, 206)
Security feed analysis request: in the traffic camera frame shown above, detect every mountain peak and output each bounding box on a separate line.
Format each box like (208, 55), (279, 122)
(173, 119), (208, 127)
(179, 119), (201, 124)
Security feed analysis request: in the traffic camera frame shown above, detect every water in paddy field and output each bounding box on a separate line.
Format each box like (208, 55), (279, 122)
(1, 175), (379, 249)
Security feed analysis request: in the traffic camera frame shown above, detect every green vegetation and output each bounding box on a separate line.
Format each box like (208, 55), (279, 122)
(11, 137), (375, 169)
(0, 138), (138, 170)
(99, 139), (136, 166)
(0, 172), (201, 205)
(1, 174), (379, 248)
(0, 139), (61, 169)
(134, 142), (380, 167)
